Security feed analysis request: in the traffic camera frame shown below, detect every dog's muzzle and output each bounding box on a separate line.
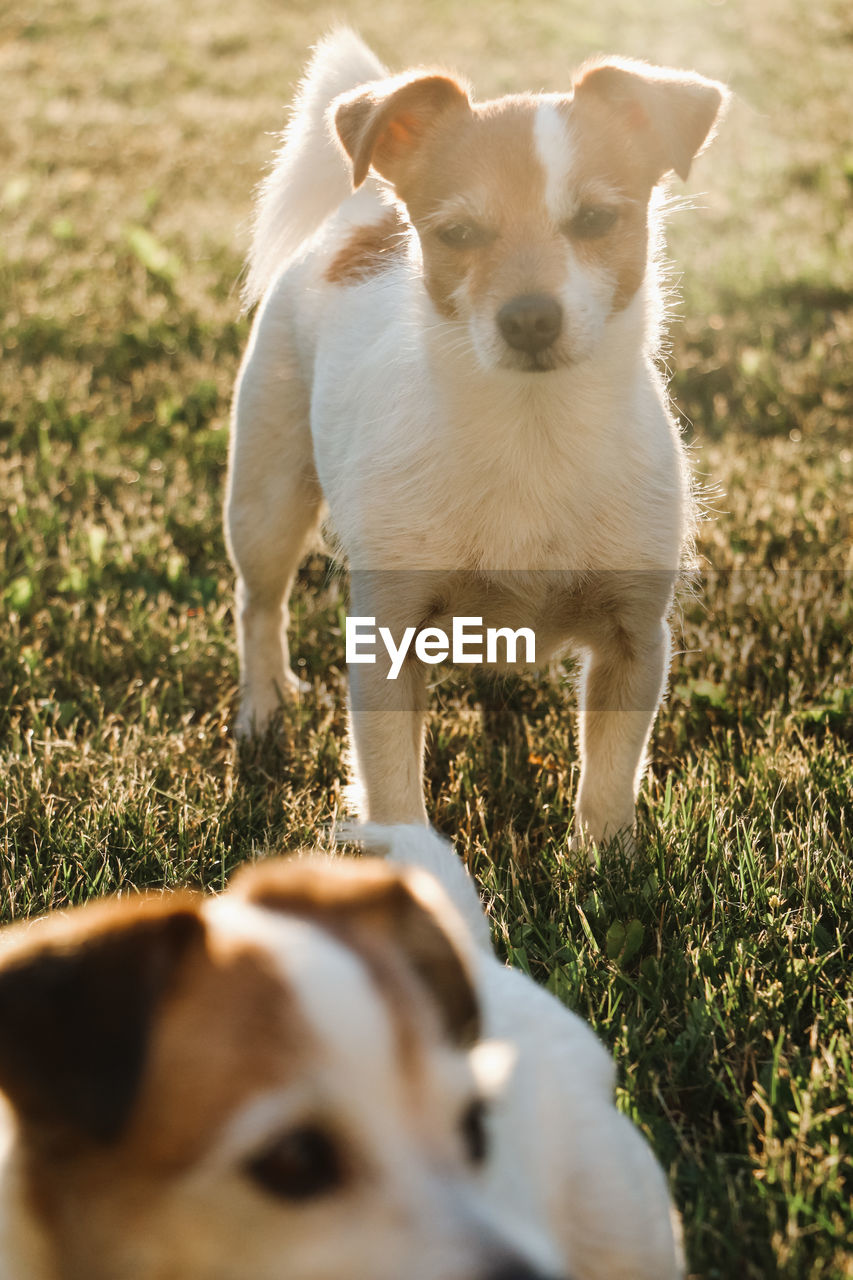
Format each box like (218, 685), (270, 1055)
(497, 294), (563, 355)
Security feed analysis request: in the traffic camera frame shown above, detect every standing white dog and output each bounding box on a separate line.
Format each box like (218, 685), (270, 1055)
(227, 30), (727, 848)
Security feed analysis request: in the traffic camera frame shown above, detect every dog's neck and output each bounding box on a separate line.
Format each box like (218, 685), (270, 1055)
(415, 281), (659, 461)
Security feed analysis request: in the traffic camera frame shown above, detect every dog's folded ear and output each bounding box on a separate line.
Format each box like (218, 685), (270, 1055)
(0, 898), (203, 1148)
(573, 58), (729, 183)
(237, 858), (480, 1046)
(333, 72), (471, 189)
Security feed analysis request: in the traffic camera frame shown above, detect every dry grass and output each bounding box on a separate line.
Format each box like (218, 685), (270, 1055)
(1, 0), (852, 1275)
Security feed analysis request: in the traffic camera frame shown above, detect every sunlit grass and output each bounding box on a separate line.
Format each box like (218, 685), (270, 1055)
(1, 0), (851, 1275)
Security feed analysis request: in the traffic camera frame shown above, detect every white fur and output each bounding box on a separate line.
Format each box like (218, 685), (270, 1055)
(205, 896), (398, 1076)
(199, 890), (565, 1280)
(226, 31), (708, 846)
(533, 98), (575, 220)
(243, 29), (387, 307)
(358, 824), (686, 1278)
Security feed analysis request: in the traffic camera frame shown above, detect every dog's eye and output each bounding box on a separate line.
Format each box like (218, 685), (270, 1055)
(437, 222), (492, 249)
(460, 1098), (488, 1166)
(565, 205), (619, 239)
(246, 1124), (343, 1201)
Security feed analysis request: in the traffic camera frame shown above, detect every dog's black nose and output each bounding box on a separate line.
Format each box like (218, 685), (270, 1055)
(497, 294), (563, 354)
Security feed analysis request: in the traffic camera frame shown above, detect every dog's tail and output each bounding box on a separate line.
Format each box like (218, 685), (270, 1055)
(242, 28), (386, 308)
(345, 824), (493, 953)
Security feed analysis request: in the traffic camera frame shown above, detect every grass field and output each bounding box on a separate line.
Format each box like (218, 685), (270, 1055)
(1, 0), (851, 1275)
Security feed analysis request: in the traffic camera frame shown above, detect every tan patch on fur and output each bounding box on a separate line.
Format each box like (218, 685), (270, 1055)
(335, 73), (471, 189)
(236, 857), (479, 1051)
(333, 61), (721, 332)
(0, 893), (204, 1148)
(124, 929), (309, 1171)
(573, 58), (726, 183)
(335, 86), (653, 319)
(559, 95), (653, 312)
(325, 209), (407, 285)
(11, 908), (311, 1279)
(395, 98), (570, 319)
(567, 62), (725, 311)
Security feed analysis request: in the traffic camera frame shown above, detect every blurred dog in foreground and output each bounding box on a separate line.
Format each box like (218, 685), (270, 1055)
(227, 31), (727, 851)
(0, 827), (682, 1278)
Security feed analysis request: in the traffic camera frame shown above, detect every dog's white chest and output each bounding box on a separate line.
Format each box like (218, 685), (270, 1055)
(309, 290), (683, 574)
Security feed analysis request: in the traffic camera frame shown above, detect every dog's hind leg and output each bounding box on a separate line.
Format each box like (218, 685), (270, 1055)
(572, 592), (673, 852)
(226, 317), (323, 737)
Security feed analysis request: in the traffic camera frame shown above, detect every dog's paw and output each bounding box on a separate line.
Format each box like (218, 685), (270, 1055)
(569, 823), (638, 862)
(282, 668), (312, 698)
(567, 829), (598, 864)
(234, 707), (269, 740)
(235, 671), (310, 738)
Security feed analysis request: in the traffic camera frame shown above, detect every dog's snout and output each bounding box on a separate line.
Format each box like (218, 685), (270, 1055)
(497, 294), (563, 354)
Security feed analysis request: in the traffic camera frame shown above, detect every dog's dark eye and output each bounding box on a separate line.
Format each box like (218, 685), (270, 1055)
(565, 205), (619, 239)
(460, 1098), (488, 1166)
(437, 222), (492, 249)
(246, 1124), (343, 1201)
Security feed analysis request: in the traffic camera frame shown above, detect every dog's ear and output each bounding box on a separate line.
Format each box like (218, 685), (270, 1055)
(0, 899), (203, 1147)
(573, 58), (728, 182)
(239, 858), (480, 1046)
(333, 72), (471, 189)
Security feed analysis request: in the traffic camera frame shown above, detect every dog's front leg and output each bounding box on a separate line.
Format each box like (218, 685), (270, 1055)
(347, 655), (429, 825)
(574, 616), (671, 851)
(345, 574), (433, 824)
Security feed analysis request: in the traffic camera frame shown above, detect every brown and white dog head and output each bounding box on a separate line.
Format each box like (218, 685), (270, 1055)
(333, 58), (727, 372)
(0, 859), (561, 1280)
